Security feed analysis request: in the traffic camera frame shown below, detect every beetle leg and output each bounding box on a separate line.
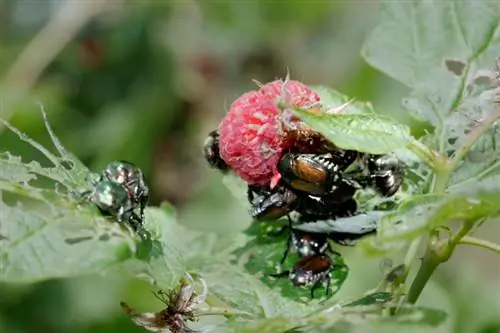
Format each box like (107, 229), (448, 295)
(279, 231), (293, 266)
(325, 273), (332, 297)
(310, 280), (321, 299)
(139, 195), (148, 225)
(325, 242), (341, 258)
(268, 270), (290, 279)
(129, 212), (143, 231)
(77, 189), (93, 204)
(116, 205), (127, 223)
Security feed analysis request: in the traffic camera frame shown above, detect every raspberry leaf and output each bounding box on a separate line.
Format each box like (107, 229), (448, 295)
(311, 85), (376, 115)
(0, 153), (138, 283)
(0, 112), (187, 287)
(362, 0), (500, 127)
(288, 106), (412, 154)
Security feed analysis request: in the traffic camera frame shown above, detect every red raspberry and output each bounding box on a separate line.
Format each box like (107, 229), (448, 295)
(218, 78), (320, 186)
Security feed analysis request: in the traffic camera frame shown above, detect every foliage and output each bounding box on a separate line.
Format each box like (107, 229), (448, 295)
(2, 1), (500, 332)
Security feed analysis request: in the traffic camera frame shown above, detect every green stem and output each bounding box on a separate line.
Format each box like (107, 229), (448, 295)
(406, 222), (475, 304)
(406, 246), (440, 304)
(194, 307), (252, 318)
(459, 236), (500, 254)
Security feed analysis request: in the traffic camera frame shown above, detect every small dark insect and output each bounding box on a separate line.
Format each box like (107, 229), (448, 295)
(121, 273), (210, 333)
(82, 180), (142, 231)
(203, 130), (230, 173)
(280, 227), (341, 265)
(247, 185), (298, 221)
(270, 254), (343, 299)
(100, 160), (149, 226)
(350, 154), (404, 197)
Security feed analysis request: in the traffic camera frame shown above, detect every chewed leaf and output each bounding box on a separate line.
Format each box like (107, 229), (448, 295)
(0, 106), (91, 190)
(0, 200), (136, 283)
(426, 176), (500, 227)
(376, 194), (444, 241)
(362, 1), (500, 125)
(310, 86), (375, 115)
(289, 107), (412, 154)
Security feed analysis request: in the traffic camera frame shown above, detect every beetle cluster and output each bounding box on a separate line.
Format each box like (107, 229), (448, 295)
(81, 160), (149, 233)
(204, 126), (404, 297)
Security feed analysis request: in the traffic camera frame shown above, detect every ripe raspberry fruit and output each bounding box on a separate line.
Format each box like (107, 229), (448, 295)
(218, 78), (320, 186)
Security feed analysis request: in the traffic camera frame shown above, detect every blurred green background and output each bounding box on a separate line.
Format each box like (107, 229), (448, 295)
(1, 1), (500, 333)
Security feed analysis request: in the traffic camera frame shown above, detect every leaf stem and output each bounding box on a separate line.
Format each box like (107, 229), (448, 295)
(194, 307), (253, 318)
(406, 243), (440, 304)
(459, 236), (500, 254)
(406, 221), (475, 304)
(406, 140), (436, 168)
(402, 238), (422, 282)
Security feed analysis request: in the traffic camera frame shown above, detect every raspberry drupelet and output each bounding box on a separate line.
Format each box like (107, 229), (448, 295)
(218, 78), (321, 186)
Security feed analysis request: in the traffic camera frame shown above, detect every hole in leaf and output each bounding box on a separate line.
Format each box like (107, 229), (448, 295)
(99, 234), (111, 241)
(65, 236), (94, 244)
(445, 59), (466, 76)
(447, 137), (457, 145)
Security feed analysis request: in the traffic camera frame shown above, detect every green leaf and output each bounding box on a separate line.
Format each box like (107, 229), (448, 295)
(362, 1), (500, 126)
(289, 107), (412, 154)
(310, 86), (376, 115)
(359, 194), (444, 254)
(234, 222), (349, 303)
(0, 113), (144, 283)
(118, 206), (187, 290)
(0, 200), (136, 283)
(427, 176), (500, 227)
(374, 194), (443, 242)
(222, 173), (250, 208)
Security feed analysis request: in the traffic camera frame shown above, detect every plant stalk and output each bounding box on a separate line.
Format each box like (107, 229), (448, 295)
(406, 247), (440, 304)
(459, 236), (500, 254)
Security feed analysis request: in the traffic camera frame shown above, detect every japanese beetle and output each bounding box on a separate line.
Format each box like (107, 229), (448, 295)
(83, 180), (142, 231)
(345, 154), (404, 197)
(270, 254), (340, 299)
(276, 152), (359, 196)
(100, 161), (149, 226)
(247, 185), (298, 221)
(203, 130), (230, 173)
(364, 154), (404, 197)
(280, 227), (341, 265)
